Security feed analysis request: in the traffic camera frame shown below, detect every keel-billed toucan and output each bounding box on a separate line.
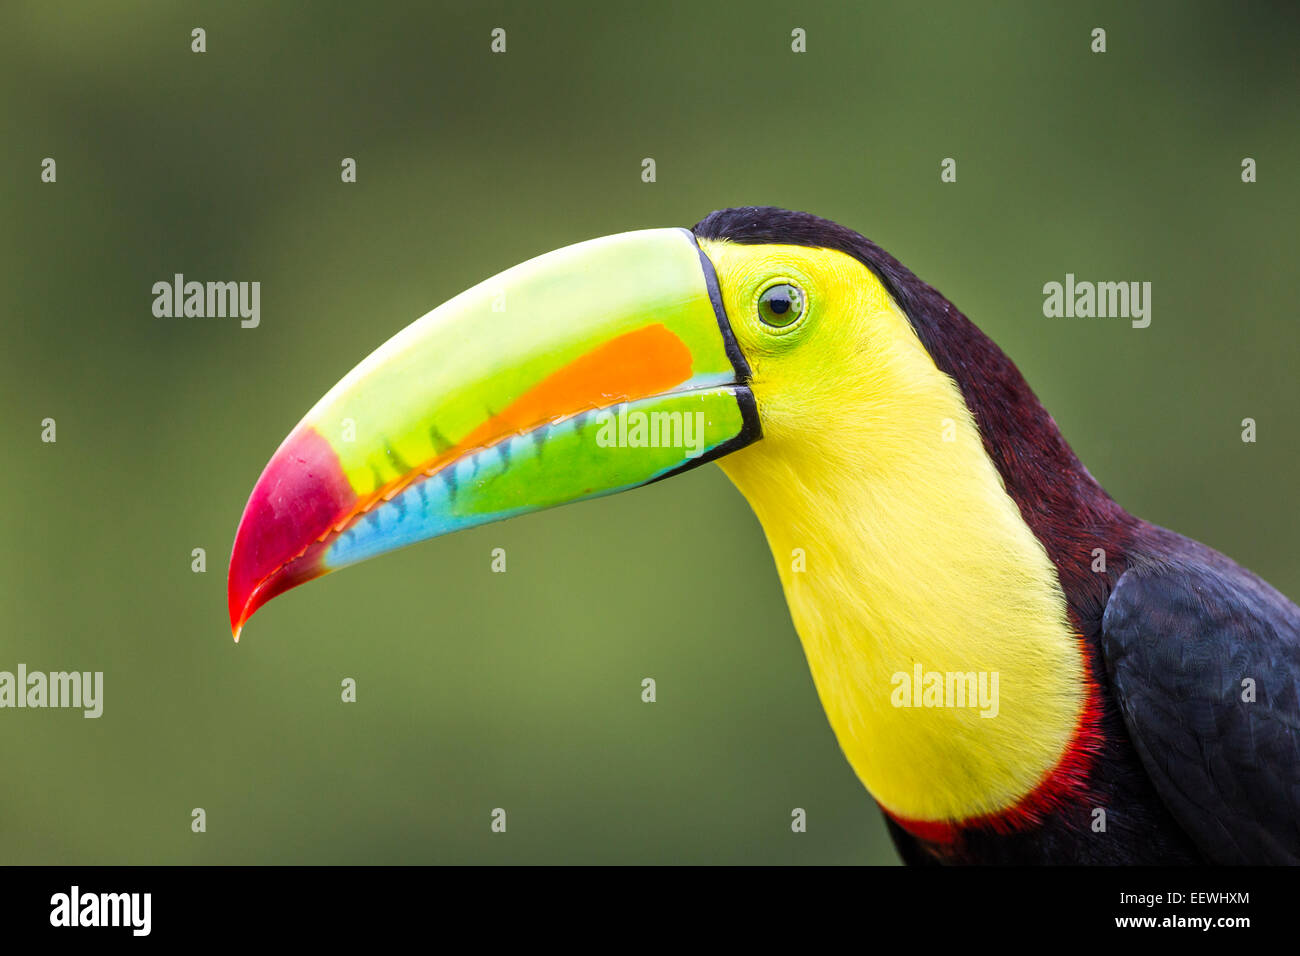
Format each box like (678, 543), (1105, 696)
(228, 207), (1300, 865)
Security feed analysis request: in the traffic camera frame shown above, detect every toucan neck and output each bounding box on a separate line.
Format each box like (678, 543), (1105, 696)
(719, 313), (1092, 825)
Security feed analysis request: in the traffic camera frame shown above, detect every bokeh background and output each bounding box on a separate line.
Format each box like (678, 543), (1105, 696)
(1, 0), (1296, 864)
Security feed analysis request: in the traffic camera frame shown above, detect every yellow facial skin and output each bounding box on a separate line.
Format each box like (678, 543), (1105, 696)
(698, 239), (1086, 825)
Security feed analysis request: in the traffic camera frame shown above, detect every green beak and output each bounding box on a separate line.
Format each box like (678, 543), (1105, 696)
(228, 227), (759, 638)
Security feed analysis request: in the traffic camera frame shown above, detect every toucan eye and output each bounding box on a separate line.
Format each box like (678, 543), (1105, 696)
(757, 283), (805, 328)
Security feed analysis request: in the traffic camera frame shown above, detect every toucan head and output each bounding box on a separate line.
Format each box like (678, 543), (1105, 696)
(227, 207), (958, 639)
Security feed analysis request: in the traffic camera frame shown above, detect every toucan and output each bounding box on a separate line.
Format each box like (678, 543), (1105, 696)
(228, 207), (1300, 865)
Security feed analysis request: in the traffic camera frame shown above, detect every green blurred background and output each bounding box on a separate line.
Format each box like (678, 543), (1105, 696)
(1, 1), (1296, 864)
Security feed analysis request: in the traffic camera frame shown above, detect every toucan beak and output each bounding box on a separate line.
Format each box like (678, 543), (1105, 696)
(228, 227), (759, 640)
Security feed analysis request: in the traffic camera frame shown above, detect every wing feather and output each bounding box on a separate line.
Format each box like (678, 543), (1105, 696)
(1101, 555), (1300, 863)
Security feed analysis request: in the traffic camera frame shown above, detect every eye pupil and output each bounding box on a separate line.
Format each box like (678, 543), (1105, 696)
(758, 284), (804, 328)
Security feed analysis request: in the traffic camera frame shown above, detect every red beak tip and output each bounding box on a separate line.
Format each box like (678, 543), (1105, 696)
(225, 425), (356, 645)
(228, 580), (256, 644)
